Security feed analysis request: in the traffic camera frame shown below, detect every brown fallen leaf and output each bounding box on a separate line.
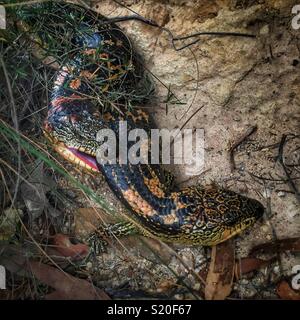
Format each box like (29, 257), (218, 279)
(250, 237), (300, 256)
(27, 261), (110, 300)
(156, 279), (177, 293)
(0, 245), (110, 300)
(44, 290), (71, 300)
(200, 256), (276, 286)
(205, 240), (235, 300)
(140, 237), (174, 264)
(234, 257), (277, 280)
(51, 234), (89, 260)
(20, 162), (59, 220)
(277, 280), (300, 300)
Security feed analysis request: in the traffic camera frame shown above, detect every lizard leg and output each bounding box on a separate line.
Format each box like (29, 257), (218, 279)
(162, 168), (175, 192)
(87, 221), (139, 254)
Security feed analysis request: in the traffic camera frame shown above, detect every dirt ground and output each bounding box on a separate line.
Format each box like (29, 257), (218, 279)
(0, 0), (299, 299)
(75, 0), (300, 298)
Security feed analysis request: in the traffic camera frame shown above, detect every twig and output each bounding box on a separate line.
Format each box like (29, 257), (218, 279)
(166, 105), (204, 154)
(248, 171), (300, 183)
(276, 134), (300, 203)
(111, 0), (256, 51)
(178, 48), (200, 120)
(256, 134), (299, 151)
(229, 125), (257, 172)
(178, 105), (205, 132)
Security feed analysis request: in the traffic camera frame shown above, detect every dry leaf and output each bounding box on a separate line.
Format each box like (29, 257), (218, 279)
(205, 240), (235, 300)
(21, 162), (59, 219)
(0, 245), (110, 299)
(277, 280), (300, 300)
(234, 257), (276, 279)
(250, 238), (300, 256)
(28, 261), (110, 300)
(51, 234), (89, 260)
(140, 237), (173, 263)
(0, 208), (22, 240)
(157, 279), (176, 293)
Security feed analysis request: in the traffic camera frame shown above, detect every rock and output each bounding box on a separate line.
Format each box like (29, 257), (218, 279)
(0, 208), (22, 241)
(67, 0), (300, 296)
(273, 266), (280, 274)
(259, 25), (270, 35)
(277, 191), (286, 197)
(262, 189), (272, 198)
(193, 283), (201, 291)
(261, 225), (269, 233)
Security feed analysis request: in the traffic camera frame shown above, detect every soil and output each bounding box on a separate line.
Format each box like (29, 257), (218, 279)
(1, 0), (299, 299)
(71, 0), (300, 299)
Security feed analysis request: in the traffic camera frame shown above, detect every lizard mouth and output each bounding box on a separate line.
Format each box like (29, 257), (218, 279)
(43, 126), (99, 172)
(54, 144), (99, 172)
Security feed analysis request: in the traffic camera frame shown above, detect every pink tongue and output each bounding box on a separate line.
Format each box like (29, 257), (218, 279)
(68, 147), (99, 171)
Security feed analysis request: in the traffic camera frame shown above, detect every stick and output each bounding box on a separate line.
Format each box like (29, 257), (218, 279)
(229, 125), (257, 172)
(111, 0), (256, 51)
(277, 134), (300, 203)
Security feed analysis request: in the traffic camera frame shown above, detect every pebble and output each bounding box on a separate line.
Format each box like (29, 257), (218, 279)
(262, 189), (271, 198)
(253, 274), (265, 285)
(277, 191), (285, 197)
(273, 266), (280, 274)
(193, 283), (201, 291)
(238, 163), (245, 171)
(260, 25), (270, 35)
(86, 262), (93, 270)
(233, 115), (241, 121)
(240, 279), (249, 285)
(180, 250), (195, 270)
(261, 225), (269, 233)
(244, 288), (257, 297)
